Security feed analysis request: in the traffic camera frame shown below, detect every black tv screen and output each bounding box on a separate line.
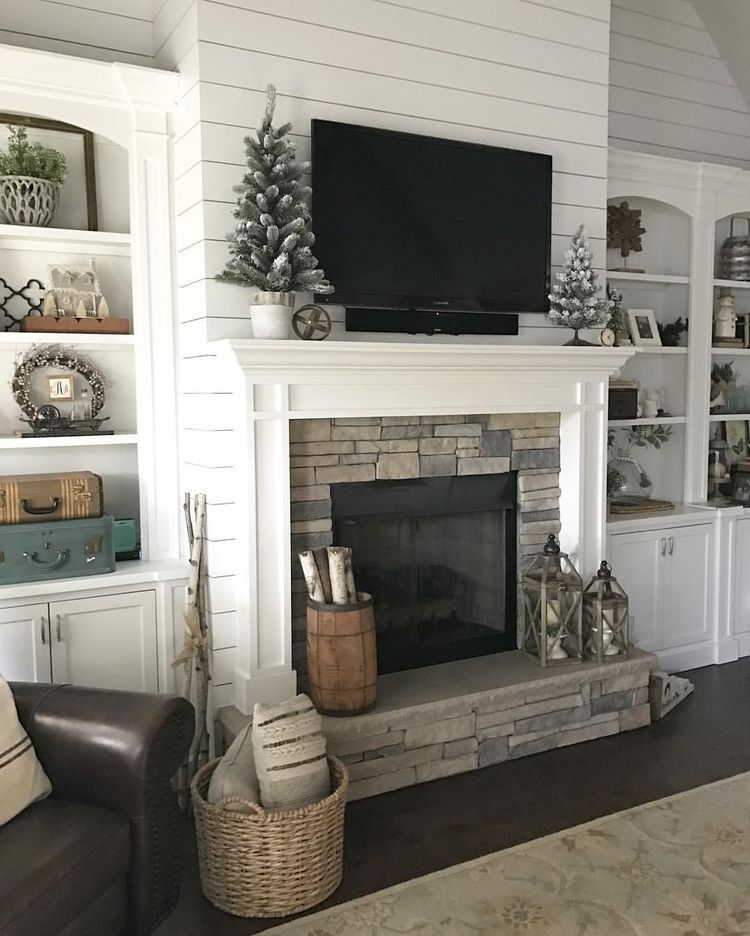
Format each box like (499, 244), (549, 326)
(311, 120), (551, 315)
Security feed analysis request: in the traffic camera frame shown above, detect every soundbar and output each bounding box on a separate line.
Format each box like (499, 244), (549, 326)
(345, 307), (519, 336)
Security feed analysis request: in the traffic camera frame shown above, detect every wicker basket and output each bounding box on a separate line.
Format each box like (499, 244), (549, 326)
(191, 756), (348, 918)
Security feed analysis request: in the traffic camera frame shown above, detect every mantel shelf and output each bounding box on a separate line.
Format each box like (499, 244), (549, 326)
(609, 416), (687, 427)
(607, 272), (689, 285)
(630, 346), (688, 355)
(0, 433), (138, 450)
(0, 224), (131, 256)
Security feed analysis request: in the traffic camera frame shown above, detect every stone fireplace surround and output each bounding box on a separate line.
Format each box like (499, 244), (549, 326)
(216, 341), (653, 796)
(289, 412), (562, 681)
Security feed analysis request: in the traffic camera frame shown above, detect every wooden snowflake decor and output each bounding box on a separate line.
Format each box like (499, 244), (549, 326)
(607, 201), (646, 259)
(292, 303), (332, 340)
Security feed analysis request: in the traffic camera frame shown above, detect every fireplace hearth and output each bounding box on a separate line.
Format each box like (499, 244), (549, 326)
(332, 473), (517, 674)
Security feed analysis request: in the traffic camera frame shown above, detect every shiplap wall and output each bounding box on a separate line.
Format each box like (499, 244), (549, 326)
(187, 0), (612, 343)
(609, 0), (750, 168)
(154, 0), (614, 706)
(0, 0), (154, 64)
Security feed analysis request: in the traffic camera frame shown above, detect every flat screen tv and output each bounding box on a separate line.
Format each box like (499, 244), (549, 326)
(311, 120), (551, 327)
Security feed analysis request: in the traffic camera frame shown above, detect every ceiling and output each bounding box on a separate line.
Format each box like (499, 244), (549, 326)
(692, 0), (750, 109)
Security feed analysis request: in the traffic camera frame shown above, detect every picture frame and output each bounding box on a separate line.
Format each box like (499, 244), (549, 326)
(726, 420), (749, 458)
(47, 374), (74, 401)
(0, 113), (98, 231)
(627, 308), (662, 347)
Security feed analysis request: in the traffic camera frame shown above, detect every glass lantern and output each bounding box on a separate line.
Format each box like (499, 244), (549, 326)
(583, 561), (630, 663)
(521, 534), (583, 666)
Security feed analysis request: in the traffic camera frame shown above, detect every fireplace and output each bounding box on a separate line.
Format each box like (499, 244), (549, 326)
(331, 474), (517, 674)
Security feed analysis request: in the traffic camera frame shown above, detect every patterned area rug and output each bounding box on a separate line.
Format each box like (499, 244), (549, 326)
(267, 772), (750, 935)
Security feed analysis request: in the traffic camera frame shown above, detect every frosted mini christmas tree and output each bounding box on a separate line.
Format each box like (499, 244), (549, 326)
(548, 225), (606, 346)
(218, 85), (333, 297)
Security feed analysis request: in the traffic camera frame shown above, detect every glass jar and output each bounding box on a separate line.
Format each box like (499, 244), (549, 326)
(607, 450), (653, 506)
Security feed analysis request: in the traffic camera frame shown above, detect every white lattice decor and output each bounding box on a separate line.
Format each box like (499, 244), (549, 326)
(0, 175), (61, 226)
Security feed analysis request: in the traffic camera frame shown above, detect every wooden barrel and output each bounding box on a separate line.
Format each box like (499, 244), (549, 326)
(306, 591), (377, 716)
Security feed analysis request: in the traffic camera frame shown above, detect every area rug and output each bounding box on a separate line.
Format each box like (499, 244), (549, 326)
(267, 772), (750, 935)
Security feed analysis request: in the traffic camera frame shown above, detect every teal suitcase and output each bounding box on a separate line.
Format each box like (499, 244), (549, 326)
(0, 515), (115, 585)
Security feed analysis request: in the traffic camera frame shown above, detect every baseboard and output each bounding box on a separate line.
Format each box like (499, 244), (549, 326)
(654, 642), (718, 673)
(736, 632), (750, 658)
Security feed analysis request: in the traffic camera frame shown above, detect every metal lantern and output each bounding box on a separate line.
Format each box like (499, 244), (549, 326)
(521, 534), (583, 666)
(583, 561), (630, 663)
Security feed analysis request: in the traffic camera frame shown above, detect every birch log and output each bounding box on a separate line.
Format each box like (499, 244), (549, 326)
(299, 550), (325, 601)
(343, 547), (357, 602)
(327, 546), (349, 604)
(313, 547), (333, 604)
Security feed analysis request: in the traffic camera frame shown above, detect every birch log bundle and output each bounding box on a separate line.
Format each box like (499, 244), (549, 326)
(299, 545), (358, 604)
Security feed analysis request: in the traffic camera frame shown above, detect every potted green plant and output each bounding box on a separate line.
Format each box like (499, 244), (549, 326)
(0, 125), (67, 227)
(217, 85), (333, 339)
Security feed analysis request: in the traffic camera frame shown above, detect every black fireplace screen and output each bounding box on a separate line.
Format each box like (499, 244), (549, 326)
(331, 473), (517, 675)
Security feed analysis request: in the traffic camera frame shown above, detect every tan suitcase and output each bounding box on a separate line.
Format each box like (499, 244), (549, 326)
(0, 472), (103, 525)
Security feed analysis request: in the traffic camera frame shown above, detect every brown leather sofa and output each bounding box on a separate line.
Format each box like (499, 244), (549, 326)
(1, 683), (194, 936)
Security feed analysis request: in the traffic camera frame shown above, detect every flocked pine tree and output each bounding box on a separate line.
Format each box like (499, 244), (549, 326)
(218, 85), (333, 297)
(547, 225), (606, 346)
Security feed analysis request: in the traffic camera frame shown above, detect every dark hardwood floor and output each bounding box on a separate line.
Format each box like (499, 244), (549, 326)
(156, 659), (750, 935)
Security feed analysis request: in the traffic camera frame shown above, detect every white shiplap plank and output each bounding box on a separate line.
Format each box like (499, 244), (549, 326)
(1, 0), (153, 58)
(610, 59), (750, 113)
(611, 87), (750, 139)
(198, 90), (607, 178)
(0, 29), (152, 65)
(197, 15), (608, 117)
(373, 0), (610, 51)
(609, 111), (750, 165)
(613, 0), (704, 29)
(494, 0), (610, 23)
(611, 33), (737, 87)
(611, 5), (719, 57)
(198, 58), (606, 149)
(200, 0), (610, 85)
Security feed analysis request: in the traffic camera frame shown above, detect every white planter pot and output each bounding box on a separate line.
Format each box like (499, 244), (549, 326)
(250, 291), (295, 339)
(0, 175), (61, 226)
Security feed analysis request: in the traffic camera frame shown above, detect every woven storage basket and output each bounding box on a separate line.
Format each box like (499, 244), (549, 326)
(191, 756), (348, 918)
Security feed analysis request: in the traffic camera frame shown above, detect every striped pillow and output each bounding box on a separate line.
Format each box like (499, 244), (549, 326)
(0, 677), (51, 827)
(252, 694), (330, 811)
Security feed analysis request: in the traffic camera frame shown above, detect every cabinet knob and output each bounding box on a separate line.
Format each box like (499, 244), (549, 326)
(660, 537), (667, 556)
(55, 614), (63, 642)
(40, 616), (47, 646)
(668, 536), (674, 556)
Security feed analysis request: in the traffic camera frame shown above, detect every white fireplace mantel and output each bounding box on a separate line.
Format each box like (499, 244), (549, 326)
(214, 339), (634, 714)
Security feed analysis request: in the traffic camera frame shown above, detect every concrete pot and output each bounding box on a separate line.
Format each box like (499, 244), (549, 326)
(250, 291), (295, 339)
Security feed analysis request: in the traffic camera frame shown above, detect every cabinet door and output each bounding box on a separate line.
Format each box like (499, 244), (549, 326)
(609, 530), (663, 651)
(49, 591), (158, 692)
(663, 524), (713, 649)
(734, 519), (750, 635)
(0, 604), (52, 682)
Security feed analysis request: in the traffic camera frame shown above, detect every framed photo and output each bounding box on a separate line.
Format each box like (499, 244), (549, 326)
(0, 113), (98, 231)
(47, 374), (74, 401)
(726, 420), (749, 458)
(627, 308), (662, 347)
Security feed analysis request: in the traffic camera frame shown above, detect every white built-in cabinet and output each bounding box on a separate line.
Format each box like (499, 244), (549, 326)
(0, 592), (156, 691)
(604, 149), (750, 672)
(0, 47), (188, 692)
(609, 519), (714, 669)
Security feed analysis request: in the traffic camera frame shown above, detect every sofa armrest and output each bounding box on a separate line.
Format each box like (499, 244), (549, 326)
(10, 682), (194, 936)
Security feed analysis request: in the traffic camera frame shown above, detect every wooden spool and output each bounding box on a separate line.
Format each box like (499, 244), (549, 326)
(306, 591), (377, 717)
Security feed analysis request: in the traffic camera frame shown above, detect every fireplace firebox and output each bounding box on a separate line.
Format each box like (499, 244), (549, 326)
(331, 473), (517, 675)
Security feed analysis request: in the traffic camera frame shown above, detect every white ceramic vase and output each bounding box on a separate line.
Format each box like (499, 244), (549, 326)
(250, 291), (295, 339)
(0, 175), (61, 226)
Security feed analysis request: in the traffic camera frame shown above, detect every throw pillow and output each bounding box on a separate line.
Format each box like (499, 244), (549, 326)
(207, 722), (259, 813)
(0, 677), (51, 827)
(252, 693), (330, 811)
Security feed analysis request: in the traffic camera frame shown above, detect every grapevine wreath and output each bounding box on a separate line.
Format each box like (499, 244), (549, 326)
(11, 344), (106, 421)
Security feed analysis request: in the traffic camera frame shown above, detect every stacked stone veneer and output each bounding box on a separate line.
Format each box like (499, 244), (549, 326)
(290, 412), (561, 679)
(324, 655), (652, 801)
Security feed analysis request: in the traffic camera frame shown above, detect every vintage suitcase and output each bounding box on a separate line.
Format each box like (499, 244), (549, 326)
(0, 472), (103, 525)
(0, 515), (115, 585)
